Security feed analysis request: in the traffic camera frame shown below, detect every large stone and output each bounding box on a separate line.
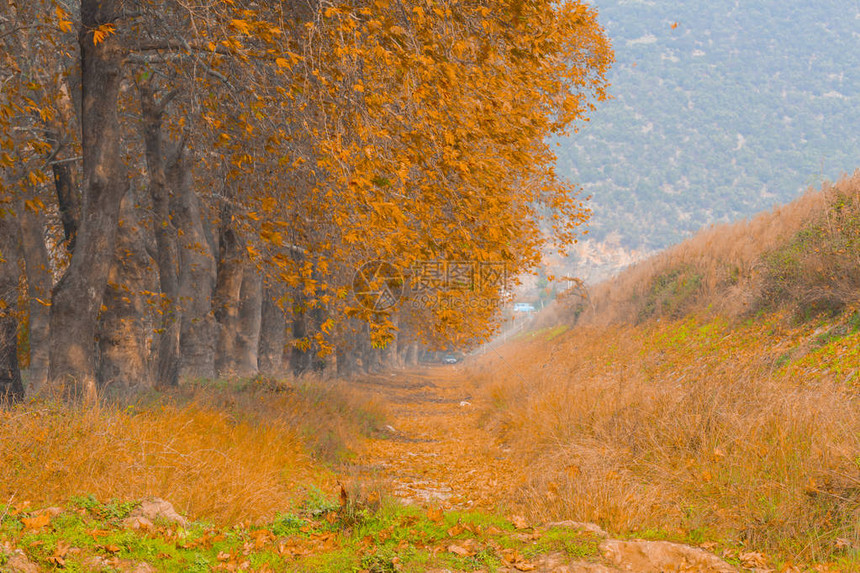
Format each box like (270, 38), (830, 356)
(599, 539), (737, 573)
(124, 498), (187, 527)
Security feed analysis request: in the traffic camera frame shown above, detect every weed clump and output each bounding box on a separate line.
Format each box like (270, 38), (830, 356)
(759, 190), (860, 318)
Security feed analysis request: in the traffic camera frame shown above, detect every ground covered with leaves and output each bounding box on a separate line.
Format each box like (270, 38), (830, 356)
(4, 310), (860, 571)
(0, 493), (616, 572)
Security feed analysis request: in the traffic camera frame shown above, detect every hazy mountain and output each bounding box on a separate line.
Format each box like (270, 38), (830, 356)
(558, 0), (860, 251)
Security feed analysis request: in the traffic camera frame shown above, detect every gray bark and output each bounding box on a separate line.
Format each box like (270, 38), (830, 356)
(49, 0), (127, 398)
(213, 199), (244, 376)
(97, 191), (154, 392)
(291, 294), (311, 376)
(0, 215), (24, 403)
(259, 285), (286, 376)
(405, 343), (419, 367)
(52, 63), (82, 252)
(236, 268), (262, 376)
(335, 321), (361, 378)
(170, 156), (217, 379)
(16, 190), (52, 393)
(53, 161), (79, 252)
(139, 79), (181, 388)
(335, 345), (356, 378)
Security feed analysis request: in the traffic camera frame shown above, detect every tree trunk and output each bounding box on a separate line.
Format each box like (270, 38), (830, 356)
(396, 338), (409, 367)
(405, 343), (419, 367)
(48, 0), (126, 398)
(291, 293), (312, 377)
(380, 317), (400, 369)
(170, 155), (217, 379)
(335, 345), (357, 378)
(309, 299), (327, 373)
(213, 200), (244, 376)
(53, 162), (80, 251)
(235, 268), (262, 376)
(259, 285), (286, 376)
(363, 348), (380, 373)
(0, 314), (23, 404)
(16, 190), (52, 393)
(139, 80), (181, 388)
(356, 322), (376, 374)
(334, 319), (362, 378)
(52, 65), (82, 252)
(0, 216), (24, 403)
(97, 191), (155, 393)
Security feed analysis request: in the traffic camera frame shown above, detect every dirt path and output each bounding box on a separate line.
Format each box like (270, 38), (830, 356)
(352, 365), (521, 510)
(346, 366), (745, 573)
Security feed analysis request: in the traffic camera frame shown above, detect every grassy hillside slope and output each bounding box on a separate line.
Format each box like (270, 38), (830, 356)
(563, 171), (860, 325)
(471, 174), (860, 569)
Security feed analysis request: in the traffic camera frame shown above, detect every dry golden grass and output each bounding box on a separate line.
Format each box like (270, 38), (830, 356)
(472, 313), (860, 563)
(0, 378), (385, 524)
(473, 171), (860, 567)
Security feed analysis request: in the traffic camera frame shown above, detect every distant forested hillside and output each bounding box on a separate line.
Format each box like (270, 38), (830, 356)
(559, 0), (860, 250)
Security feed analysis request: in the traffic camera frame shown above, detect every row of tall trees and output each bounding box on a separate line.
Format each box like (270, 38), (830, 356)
(0, 0), (612, 401)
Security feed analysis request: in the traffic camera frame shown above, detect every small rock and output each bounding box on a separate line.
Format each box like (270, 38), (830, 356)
(84, 556), (156, 573)
(1, 542), (39, 573)
(600, 539), (737, 573)
(83, 556), (110, 570)
(459, 400), (472, 407)
(121, 515), (154, 530)
(126, 498), (187, 527)
(498, 552), (620, 573)
(32, 506), (63, 518)
(544, 521), (610, 538)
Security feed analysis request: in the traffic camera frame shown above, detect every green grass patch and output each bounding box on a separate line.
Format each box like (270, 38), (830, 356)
(544, 324), (570, 341)
(0, 493), (610, 572)
(637, 266), (704, 322)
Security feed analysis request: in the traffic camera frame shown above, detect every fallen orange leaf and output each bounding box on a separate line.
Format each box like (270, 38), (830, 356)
(338, 483), (348, 507)
(47, 540), (70, 567)
(511, 515), (529, 529)
(427, 507), (444, 523)
(448, 543), (475, 557)
(21, 513), (51, 531)
(87, 529), (111, 540)
(10, 502), (31, 516)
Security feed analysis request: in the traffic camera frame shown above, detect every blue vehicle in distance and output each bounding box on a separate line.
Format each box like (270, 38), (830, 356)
(513, 302), (536, 313)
